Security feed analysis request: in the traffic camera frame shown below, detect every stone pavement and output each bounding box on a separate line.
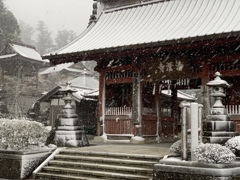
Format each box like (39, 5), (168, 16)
(65, 140), (173, 157)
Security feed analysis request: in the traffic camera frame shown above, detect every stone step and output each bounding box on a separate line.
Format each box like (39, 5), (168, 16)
(35, 172), (100, 180)
(35, 150), (159, 179)
(54, 154), (156, 168)
(48, 160), (153, 174)
(60, 149), (160, 161)
(41, 166), (152, 180)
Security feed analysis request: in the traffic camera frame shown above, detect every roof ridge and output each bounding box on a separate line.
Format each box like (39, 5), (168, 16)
(8, 40), (36, 50)
(104, 0), (168, 13)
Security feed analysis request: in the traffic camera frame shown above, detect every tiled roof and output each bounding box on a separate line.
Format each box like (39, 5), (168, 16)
(48, 0), (240, 58)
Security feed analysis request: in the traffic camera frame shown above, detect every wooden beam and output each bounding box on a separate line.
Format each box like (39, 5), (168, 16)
(48, 37), (240, 65)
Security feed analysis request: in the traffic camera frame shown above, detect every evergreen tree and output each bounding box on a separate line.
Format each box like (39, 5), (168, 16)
(35, 21), (53, 55)
(19, 21), (35, 46)
(0, 0), (21, 50)
(54, 30), (77, 50)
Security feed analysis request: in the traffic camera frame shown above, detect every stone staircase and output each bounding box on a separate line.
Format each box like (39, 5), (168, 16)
(34, 149), (160, 179)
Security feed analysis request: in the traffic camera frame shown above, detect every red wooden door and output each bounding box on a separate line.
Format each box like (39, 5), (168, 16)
(161, 116), (175, 138)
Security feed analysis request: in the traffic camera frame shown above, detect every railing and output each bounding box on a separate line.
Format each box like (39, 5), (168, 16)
(105, 107), (132, 115)
(105, 70), (133, 79)
(225, 105), (240, 115)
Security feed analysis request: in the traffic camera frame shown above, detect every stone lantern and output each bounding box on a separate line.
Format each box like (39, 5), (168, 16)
(203, 72), (237, 144)
(54, 82), (89, 147)
(207, 72), (230, 118)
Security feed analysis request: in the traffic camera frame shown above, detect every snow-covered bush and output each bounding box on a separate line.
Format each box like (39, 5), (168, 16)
(193, 143), (236, 164)
(225, 136), (240, 154)
(0, 118), (50, 150)
(169, 139), (191, 155)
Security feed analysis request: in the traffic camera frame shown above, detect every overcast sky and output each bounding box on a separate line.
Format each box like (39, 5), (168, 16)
(4, 0), (93, 37)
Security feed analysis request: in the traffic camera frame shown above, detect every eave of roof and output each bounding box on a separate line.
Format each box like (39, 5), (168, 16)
(37, 86), (61, 102)
(10, 43), (45, 62)
(0, 53), (17, 59)
(44, 0), (240, 64)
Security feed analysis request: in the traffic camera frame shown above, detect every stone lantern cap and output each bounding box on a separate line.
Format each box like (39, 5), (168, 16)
(207, 72), (230, 88)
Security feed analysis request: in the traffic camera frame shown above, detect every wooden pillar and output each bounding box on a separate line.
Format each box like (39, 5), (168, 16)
(132, 70), (142, 136)
(97, 71), (105, 136)
(159, 83), (163, 138)
(156, 84), (160, 142)
(171, 80), (178, 136)
(201, 63), (210, 117)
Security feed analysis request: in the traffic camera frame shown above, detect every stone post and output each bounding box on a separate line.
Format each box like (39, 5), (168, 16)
(179, 101), (190, 161)
(180, 101), (203, 161)
(190, 103), (199, 161)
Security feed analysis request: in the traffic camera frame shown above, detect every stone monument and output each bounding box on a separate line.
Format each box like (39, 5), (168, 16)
(54, 82), (89, 147)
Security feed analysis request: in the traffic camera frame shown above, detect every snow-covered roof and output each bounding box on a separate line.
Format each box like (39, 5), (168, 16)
(84, 89), (99, 97)
(72, 89), (98, 102)
(38, 75), (99, 103)
(0, 53), (16, 59)
(0, 42), (49, 64)
(39, 62), (74, 75)
(39, 62), (94, 75)
(46, 0), (240, 59)
(69, 74), (99, 90)
(10, 43), (47, 62)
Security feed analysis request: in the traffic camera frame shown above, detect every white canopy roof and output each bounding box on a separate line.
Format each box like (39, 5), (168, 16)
(50, 0), (240, 57)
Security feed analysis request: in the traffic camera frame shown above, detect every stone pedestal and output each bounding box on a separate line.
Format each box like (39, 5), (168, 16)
(54, 82), (89, 147)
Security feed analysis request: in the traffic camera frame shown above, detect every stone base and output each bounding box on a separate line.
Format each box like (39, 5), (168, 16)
(0, 149), (51, 179)
(208, 114), (228, 121)
(54, 130), (88, 147)
(58, 118), (80, 126)
(203, 136), (233, 144)
(204, 121), (234, 131)
(130, 136), (145, 144)
(153, 156), (240, 180)
(93, 134), (108, 143)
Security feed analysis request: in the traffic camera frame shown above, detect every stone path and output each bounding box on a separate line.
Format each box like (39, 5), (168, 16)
(66, 141), (173, 157)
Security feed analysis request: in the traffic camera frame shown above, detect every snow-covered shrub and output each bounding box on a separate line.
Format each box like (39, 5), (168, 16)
(0, 118), (50, 150)
(225, 136), (240, 154)
(193, 143), (236, 164)
(169, 139), (191, 155)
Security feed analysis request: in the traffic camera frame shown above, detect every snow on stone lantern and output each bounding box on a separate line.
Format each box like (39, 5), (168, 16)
(203, 72), (237, 144)
(207, 72), (230, 117)
(54, 82), (89, 147)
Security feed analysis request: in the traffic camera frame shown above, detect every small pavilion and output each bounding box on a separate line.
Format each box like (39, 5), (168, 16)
(0, 40), (49, 116)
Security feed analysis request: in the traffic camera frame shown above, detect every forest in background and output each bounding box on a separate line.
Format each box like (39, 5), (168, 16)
(0, 0), (77, 55)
